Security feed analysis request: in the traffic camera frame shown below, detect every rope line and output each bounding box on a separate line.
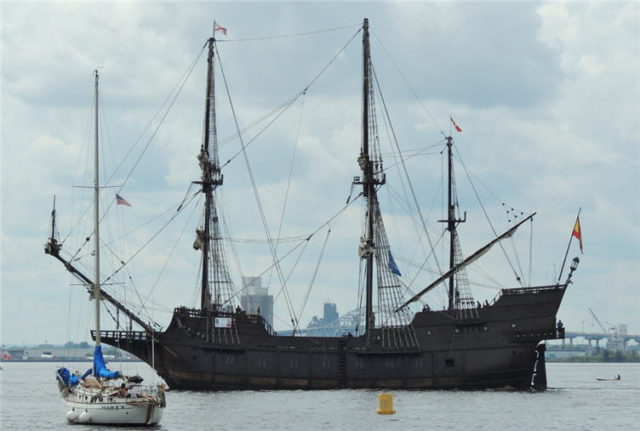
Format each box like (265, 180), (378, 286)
(215, 44), (299, 328)
(453, 142), (524, 285)
(217, 23), (360, 43)
(372, 31), (445, 136)
(371, 63), (444, 276)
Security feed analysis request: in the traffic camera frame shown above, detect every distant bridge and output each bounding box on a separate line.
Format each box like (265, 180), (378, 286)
(561, 331), (640, 353)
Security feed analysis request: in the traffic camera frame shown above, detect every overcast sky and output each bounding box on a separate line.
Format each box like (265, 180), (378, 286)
(2, 1), (638, 346)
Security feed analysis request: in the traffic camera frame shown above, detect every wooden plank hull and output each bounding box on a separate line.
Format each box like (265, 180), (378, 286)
(99, 285), (565, 391)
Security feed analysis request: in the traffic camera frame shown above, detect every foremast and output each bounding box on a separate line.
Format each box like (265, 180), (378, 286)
(195, 27), (233, 312)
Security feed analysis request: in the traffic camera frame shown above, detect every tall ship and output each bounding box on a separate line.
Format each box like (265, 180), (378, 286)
(46, 19), (578, 391)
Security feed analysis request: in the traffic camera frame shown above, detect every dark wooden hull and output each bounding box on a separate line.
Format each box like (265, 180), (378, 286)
(98, 285), (565, 391)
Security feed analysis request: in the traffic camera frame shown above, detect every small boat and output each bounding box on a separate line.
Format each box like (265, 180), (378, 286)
(596, 375), (621, 381)
(53, 70), (165, 426)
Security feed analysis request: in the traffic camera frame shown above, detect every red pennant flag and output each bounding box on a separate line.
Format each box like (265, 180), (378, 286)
(214, 21), (227, 36)
(572, 217), (583, 254)
(450, 116), (462, 133)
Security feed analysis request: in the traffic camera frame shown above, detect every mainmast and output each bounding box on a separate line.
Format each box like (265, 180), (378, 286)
(197, 28), (225, 311)
(93, 69), (101, 347)
(356, 18), (384, 334)
(362, 19), (374, 334)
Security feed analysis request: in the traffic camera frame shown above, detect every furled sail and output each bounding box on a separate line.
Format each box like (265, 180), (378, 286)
(93, 345), (121, 379)
(56, 367), (91, 387)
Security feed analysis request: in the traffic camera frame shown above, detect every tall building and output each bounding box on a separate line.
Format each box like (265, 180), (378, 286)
(323, 302), (338, 323)
(240, 276), (273, 327)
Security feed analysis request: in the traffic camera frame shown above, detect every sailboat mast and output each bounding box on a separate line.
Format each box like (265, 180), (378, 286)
(93, 69), (101, 346)
(361, 18), (375, 334)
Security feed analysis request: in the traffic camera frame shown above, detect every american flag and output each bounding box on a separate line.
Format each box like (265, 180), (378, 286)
(115, 193), (131, 207)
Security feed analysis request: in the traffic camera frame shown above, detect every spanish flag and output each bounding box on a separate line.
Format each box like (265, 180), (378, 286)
(572, 217), (583, 254)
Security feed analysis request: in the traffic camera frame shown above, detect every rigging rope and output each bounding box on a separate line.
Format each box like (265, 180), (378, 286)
(267, 92), (307, 290)
(111, 42), (207, 193)
(213, 28), (362, 327)
(219, 26), (361, 170)
(102, 191), (200, 284)
(295, 228), (332, 332)
(452, 143), (525, 286)
(143, 192), (202, 307)
(371, 64), (444, 277)
(220, 93), (304, 169)
(62, 43), (208, 261)
(217, 23), (361, 43)
(215, 44), (299, 328)
(372, 32), (445, 137)
(223, 195), (361, 320)
(217, 187), (245, 284)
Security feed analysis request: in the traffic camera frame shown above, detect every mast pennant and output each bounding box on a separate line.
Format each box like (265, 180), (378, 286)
(214, 21), (228, 36)
(395, 212), (536, 312)
(450, 116), (462, 132)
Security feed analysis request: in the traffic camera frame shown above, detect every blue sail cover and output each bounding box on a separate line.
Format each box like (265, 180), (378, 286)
(56, 367), (72, 386)
(57, 367), (91, 386)
(93, 345), (121, 379)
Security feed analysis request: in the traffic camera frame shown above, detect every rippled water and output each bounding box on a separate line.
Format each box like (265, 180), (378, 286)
(1, 361), (638, 430)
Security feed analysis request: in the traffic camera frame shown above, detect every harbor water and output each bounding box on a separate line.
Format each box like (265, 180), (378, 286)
(1, 361), (638, 430)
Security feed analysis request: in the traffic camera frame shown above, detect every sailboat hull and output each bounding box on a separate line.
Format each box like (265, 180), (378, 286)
(61, 387), (163, 425)
(100, 284), (565, 391)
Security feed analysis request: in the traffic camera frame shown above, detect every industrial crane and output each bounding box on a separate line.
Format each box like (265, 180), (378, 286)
(589, 308), (610, 334)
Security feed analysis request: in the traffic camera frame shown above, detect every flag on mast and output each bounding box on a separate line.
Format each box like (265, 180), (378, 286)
(214, 21), (227, 36)
(116, 193), (132, 207)
(450, 116), (462, 132)
(572, 217), (583, 254)
(388, 251), (402, 277)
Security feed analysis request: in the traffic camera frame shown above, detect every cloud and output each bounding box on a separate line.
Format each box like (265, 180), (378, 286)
(386, 2), (563, 108)
(2, 2), (638, 345)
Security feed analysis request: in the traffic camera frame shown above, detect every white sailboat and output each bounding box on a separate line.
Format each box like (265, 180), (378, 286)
(54, 70), (165, 426)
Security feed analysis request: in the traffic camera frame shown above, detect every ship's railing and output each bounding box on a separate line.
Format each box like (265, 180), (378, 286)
(175, 306), (206, 318)
(174, 306), (278, 336)
(246, 314), (277, 336)
(174, 306), (234, 318)
(500, 284), (565, 296)
(92, 330), (148, 341)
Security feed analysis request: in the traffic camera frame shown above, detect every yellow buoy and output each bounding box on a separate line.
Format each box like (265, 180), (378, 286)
(377, 392), (396, 415)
